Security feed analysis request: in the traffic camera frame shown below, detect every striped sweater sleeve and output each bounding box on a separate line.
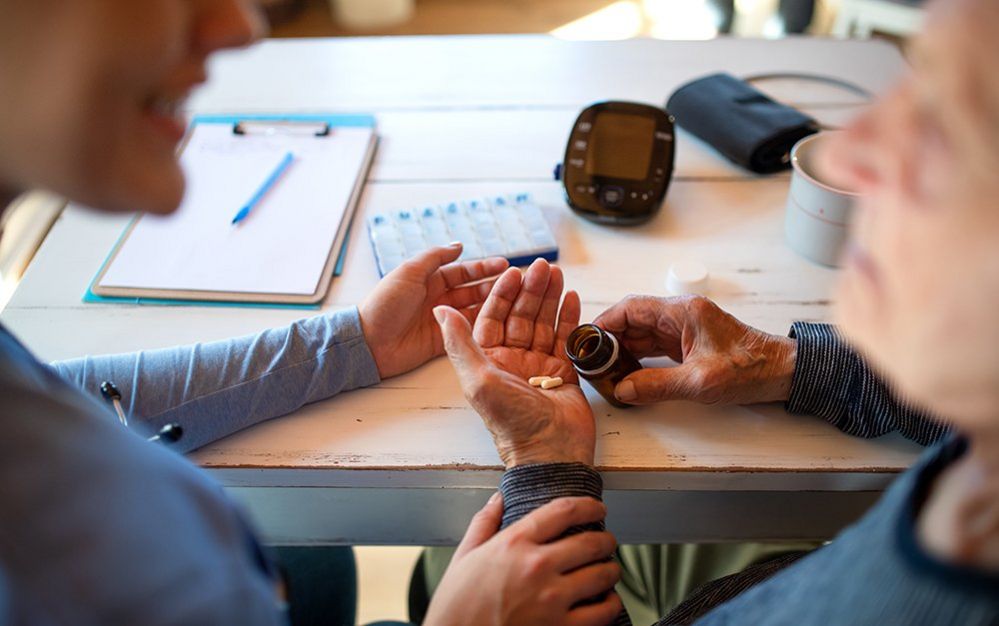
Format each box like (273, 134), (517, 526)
(499, 463), (604, 530)
(500, 464), (632, 626)
(787, 322), (951, 446)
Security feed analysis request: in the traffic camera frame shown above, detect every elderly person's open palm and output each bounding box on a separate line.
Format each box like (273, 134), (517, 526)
(433, 259), (595, 467)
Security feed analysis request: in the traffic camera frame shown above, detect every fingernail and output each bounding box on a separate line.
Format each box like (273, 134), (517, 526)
(449, 241), (462, 248)
(487, 491), (501, 505)
(615, 380), (636, 402)
(433, 307), (447, 324)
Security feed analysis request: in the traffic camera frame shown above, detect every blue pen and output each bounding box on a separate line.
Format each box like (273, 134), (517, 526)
(231, 151), (295, 225)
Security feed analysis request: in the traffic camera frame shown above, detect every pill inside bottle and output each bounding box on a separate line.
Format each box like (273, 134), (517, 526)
(565, 324), (642, 408)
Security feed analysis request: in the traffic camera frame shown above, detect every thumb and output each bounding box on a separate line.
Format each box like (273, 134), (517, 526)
(454, 492), (504, 561)
(614, 366), (701, 405)
(434, 305), (490, 376)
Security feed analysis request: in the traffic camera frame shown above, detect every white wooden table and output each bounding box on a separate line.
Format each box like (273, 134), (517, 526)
(1, 35), (923, 545)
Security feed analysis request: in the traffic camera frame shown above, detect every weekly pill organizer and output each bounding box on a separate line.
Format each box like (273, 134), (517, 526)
(367, 193), (559, 276)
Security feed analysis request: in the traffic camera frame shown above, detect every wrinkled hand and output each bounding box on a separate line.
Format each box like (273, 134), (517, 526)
(424, 494), (622, 626)
(359, 243), (508, 379)
(434, 259), (594, 467)
(593, 295), (797, 406)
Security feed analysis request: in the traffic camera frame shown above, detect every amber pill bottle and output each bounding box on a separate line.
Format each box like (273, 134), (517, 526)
(565, 324), (642, 408)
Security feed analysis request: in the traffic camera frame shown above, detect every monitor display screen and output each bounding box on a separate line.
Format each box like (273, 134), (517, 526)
(585, 112), (656, 181)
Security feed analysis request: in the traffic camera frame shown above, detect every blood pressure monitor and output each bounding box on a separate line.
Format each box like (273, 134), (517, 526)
(555, 101), (675, 225)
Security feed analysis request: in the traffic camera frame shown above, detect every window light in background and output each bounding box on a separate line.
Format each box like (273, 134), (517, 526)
(0, 192), (64, 313)
(549, 0), (832, 41)
(550, 0), (724, 41)
(0, 271), (10, 311)
(736, 0), (785, 37)
(551, 1), (644, 40)
(646, 0), (720, 39)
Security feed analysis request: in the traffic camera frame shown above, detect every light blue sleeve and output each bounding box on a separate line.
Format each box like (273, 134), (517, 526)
(48, 306), (382, 453)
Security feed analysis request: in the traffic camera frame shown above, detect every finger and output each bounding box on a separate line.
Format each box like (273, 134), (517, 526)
(442, 278), (497, 310)
(592, 294), (683, 334)
(613, 366), (699, 405)
(540, 531), (617, 573)
(593, 295), (687, 361)
(457, 303), (483, 326)
(435, 305), (492, 381)
(504, 259), (552, 349)
(563, 561), (622, 606)
(617, 335), (664, 359)
(403, 242), (464, 281)
(472, 267), (523, 348)
(554, 290), (582, 360)
(438, 256), (509, 289)
(512, 497), (606, 545)
(565, 592), (624, 626)
(531, 265), (564, 354)
(614, 317), (682, 360)
(454, 491), (504, 561)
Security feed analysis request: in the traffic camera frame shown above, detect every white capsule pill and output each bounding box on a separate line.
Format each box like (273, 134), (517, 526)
(540, 377), (563, 390)
(528, 376), (551, 387)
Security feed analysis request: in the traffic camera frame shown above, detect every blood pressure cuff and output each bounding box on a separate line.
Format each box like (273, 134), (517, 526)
(666, 73), (820, 174)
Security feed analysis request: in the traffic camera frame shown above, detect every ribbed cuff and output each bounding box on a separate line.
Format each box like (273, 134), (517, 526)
(499, 463), (603, 530)
(500, 463), (630, 625)
(786, 322), (855, 420)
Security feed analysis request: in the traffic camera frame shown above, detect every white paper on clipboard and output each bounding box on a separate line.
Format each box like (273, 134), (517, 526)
(98, 123), (374, 297)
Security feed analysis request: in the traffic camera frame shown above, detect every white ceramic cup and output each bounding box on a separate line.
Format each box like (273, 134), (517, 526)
(330, 0), (414, 30)
(784, 132), (859, 267)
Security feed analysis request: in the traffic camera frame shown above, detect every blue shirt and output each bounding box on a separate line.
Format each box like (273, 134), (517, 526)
(0, 308), (380, 625)
(694, 437), (999, 625)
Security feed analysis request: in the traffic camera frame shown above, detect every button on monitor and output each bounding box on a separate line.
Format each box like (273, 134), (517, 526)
(600, 186), (624, 207)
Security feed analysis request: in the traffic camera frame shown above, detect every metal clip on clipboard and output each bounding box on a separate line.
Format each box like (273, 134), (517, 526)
(233, 120), (332, 137)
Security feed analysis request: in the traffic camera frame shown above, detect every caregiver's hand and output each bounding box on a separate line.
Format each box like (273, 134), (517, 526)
(359, 243), (509, 379)
(593, 295), (797, 406)
(434, 259), (593, 467)
(424, 495), (622, 626)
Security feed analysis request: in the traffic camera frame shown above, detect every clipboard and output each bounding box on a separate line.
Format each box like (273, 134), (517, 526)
(86, 113), (378, 308)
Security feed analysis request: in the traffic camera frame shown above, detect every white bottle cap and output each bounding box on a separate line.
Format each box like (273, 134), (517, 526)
(666, 260), (710, 296)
